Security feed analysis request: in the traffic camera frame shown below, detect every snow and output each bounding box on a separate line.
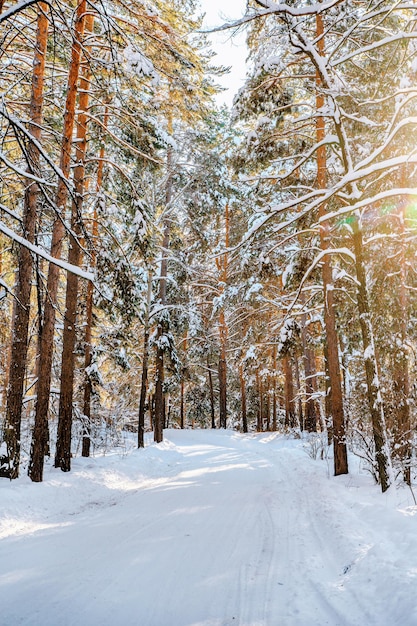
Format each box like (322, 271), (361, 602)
(244, 345), (257, 361)
(363, 345), (374, 361)
(245, 282), (263, 299)
(0, 221), (95, 282)
(1, 429), (417, 625)
(122, 44), (157, 81)
(0, 0), (40, 23)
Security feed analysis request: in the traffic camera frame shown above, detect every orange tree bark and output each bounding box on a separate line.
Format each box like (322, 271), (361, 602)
(392, 179), (411, 484)
(283, 355), (296, 429)
(208, 356), (215, 429)
(272, 344), (278, 432)
(2, 4), (49, 479)
(55, 12), (94, 472)
(316, 13), (348, 476)
(29, 0), (87, 480)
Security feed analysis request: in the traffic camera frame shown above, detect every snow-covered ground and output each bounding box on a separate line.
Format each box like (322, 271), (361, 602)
(1, 429), (417, 626)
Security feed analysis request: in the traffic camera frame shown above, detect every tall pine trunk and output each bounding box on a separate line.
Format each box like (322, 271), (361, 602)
(217, 204), (229, 429)
(154, 139), (173, 443)
(138, 271), (153, 448)
(272, 344), (277, 431)
(302, 312), (318, 433)
(2, 4), (49, 480)
(284, 355), (295, 428)
(239, 363), (248, 433)
(82, 107), (108, 458)
(352, 218), (392, 492)
(55, 11), (94, 472)
(180, 333), (187, 429)
(30, 0), (87, 480)
(208, 357), (216, 429)
(316, 13), (348, 476)
(154, 226), (169, 443)
(393, 184), (411, 484)
(294, 355), (303, 430)
(218, 319), (227, 429)
(265, 377), (271, 431)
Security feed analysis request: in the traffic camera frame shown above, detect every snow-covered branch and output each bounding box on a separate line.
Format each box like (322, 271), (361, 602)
(0, 221), (94, 281)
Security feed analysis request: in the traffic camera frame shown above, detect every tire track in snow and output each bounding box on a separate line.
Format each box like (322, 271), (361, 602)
(256, 442), (379, 626)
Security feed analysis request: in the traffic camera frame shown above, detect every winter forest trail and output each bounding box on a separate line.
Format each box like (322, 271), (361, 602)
(1, 431), (417, 626)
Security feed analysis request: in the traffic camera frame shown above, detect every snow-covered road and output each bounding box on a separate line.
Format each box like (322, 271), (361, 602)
(1, 430), (417, 625)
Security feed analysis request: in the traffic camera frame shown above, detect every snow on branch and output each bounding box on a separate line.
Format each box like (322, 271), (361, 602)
(253, 0), (344, 17)
(285, 247), (356, 318)
(206, 0), (343, 34)
(0, 221), (94, 281)
(355, 117), (417, 174)
(0, 105), (73, 193)
(0, 150), (54, 186)
(320, 188), (417, 225)
(332, 32), (417, 68)
(0, 0), (50, 23)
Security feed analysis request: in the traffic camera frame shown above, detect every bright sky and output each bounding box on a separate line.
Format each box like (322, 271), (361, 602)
(199, 0), (248, 107)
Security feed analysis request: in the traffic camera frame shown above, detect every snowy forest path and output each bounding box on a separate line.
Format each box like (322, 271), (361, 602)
(1, 430), (416, 625)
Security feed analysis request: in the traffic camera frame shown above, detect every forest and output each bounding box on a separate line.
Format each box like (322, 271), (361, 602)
(1, 0), (417, 496)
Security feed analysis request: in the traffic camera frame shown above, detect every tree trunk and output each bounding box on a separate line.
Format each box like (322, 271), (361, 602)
(256, 369), (263, 432)
(154, 136), (173, 443)
(302, 313), (318, 433)
(272, 345), (277, 431)
(294, 355), (303, 430)
(55, 11), (93, 472)
(82, 107), (108, 458)
(179, 379), (184, 429)
(208, 358), (216, 429)
(218, 331), (227, 429)
(284, 355), (296, 428)
(321, 250), (348, 474)
(180, 333), (187, 429)
(2, 4), (48, 480)
(81, 254), (94, 458)
(163, 395), (167, 428)
(316, 13), (348, 476)
(138, 271), (152, 448)
(217, 204), (229, 429)
(150, 393), (155, 432)
(265, 378), (271, 431)
(352, 219), (392, 492)
(154, 249), (169, 443)
(239, 363), (248, 433)
(31, 0), (86, 479)
(323, 342), (333, 444)
(392, 185), (411, 484)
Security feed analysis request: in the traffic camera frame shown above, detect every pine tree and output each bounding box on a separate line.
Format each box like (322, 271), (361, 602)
(2, 3), (49, 479)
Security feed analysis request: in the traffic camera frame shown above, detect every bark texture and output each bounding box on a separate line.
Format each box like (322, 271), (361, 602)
(352, 221), (391, 492)
(138, 272), (152, 448)
(31, 0), (87, 479)
(55, 11), (94, 472)
(82, 107), (108, 457)
(3, 4), (48, 480)
(217, 204), (229, 430)
(316, 13), (348, 476)
(154, 141), (173, 443)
